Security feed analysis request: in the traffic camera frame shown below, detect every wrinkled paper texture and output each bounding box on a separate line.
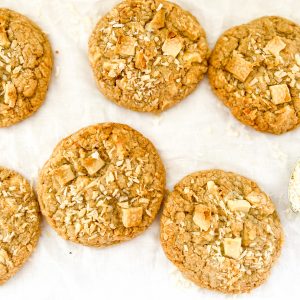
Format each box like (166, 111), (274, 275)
(0, 0), (300, 299)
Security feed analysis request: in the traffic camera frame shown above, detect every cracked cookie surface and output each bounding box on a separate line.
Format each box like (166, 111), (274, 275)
(160, 169), (283, 294)
(0, 8), (53, 127)
(209, 16), (300, 134)
(0, 167), (41, 284)
(88, 0), (209, 112)
(37, 123), (166, 247)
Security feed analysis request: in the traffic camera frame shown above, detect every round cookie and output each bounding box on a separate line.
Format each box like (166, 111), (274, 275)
(160, 169), (283, 294)
(0, 8), (53, 127)
(37, 123), (166, 247)
(0, 167), (41, 284)
(209, 16), (300, 134)
(88, 0), (209, 112)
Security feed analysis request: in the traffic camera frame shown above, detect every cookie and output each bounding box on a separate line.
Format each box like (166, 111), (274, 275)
(0, 167), (41, 284)
(160, 169), (283, 294)
(0, 8), (53, 127)
(37, 123), (166, 247)
(209, 16), (300, 134)
(88, 0), (209, 112)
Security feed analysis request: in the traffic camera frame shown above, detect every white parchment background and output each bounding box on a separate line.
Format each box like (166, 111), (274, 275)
(0, 0), (300, 299)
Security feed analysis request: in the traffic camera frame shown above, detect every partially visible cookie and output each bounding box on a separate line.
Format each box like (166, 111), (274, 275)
(37, 123), (166, 247)
(0, 167), (41, 284)
(160, 169), (283, 294)
(89, 0), (209, 112)
(0, 8), (53, 127)
(209, 16), (300, 134)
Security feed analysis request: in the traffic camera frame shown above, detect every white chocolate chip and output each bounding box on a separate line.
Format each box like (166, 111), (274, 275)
(112, 23), (124, 28)
(246, 191), (275, 215)
(82, 157), (105, 175)
(121, 207), (143, 228)
(0, 249), (9, 265)
(264, 36), (286, 57)
(54, 165), (75, 186)
(193, 204), (211, 231)
(146, 9), (165, 31)
(156, 3), (163, 11)
(162, 37), (183, 58)
(227, 199), (251, 213)
(135, 51), (146, 70)
(183, 52), (202, 64)
(226, 54), (253, 82)
(0, 28), (10, 48)
(223, 237), (242, 259)
(116, 36), (136, 56)
(295, 53), (300, 66)
(270, 84), (291, 105)
(206, 181), (219, 199)
(103, 59), (126, 78)
(90, 151), (100, 159)
(4, 81), (17, 108)
(245, 192), (261, 204)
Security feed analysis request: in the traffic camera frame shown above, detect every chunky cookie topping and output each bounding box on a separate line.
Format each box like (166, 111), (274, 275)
(0, 9), (52, 127)
(161, 170), (283, 294)
(0, 167), (40, 284)
(89, 0), (209, 112)
(38, 123), (165, 247)
(209, 16), (300, 134)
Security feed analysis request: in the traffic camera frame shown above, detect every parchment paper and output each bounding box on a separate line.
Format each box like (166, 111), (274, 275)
(0, 0), (300, 299)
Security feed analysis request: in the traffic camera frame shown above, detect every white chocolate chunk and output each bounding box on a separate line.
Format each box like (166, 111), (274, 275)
(4, 81), (17, 108)
(146, 9), (165, 31)
(223, 237), (242, 259)
(193, 204), (211, 231)
(103, 59), (126, 78)
(105, 172), (115, 184)
(0, 249), (9, 265)
(245, 192), (261, 204)
(54, 164), (75, 186)
(135, 51), (146, 70)
(245, 191), (275, 215)
(116, 36), (136, 56)
(270, 84), (291, 105)
(23, 79), (37, 98)
(0, 28), (10, 48)
(295, 53), (300, 66)
(183, 52), (202, 64)
(206, 181), (215, 189)
(90, 151), (100, 159)
(162, 37), (183, 57)
(226, 55), (253, 82)
(264, 36), (286, 57)
(82, 157), (105, 175)
(121, 207), (143, 228)
(206, 181), (219, 198)
(156, 3), (163, 11)
(227, 199), (251, 213)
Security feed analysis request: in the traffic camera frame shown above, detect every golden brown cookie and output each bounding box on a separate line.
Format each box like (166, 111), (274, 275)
(37, 123), (166, 247)
(209, 16), (300, 134)
(88, 0), (209, 112)
(0, 167), (41, 284)
(0, 8), (53, 127)
(160, 169), (283, 294)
